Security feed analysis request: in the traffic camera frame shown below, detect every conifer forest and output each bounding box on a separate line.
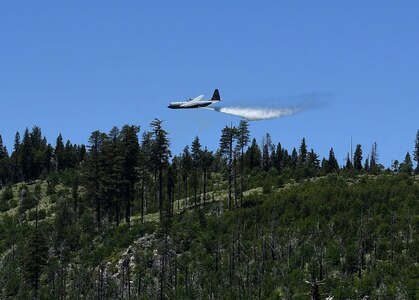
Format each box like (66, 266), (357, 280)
(0, 121), (418, 299)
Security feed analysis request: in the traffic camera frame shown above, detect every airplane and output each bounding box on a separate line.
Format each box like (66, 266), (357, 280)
(168, 89), (221, 109)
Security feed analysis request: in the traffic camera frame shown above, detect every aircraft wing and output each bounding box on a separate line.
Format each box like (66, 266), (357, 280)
(191, 95), (204, 102)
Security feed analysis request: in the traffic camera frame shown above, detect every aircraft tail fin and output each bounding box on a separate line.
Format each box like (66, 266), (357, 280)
(211, 89), (221, 101)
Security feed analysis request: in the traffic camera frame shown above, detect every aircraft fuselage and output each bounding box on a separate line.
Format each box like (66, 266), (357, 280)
(168, 101), (214, 109)
(168, 89), (221, 109)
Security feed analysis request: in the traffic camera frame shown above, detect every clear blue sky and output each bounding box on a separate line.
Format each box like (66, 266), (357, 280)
(1, 1), (418, 167)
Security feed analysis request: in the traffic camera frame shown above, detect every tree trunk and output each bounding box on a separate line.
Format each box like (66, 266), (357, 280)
(95, 195), (101, 228)
(184, 177), (188, 210)
(159, 164), (163, 222)
(141, 174), (145, 223)
(309, 278), (320, 300)
(194, 169), (197, 208)
(203, 169), (207, 205)
(228, 134), (233, 210)
(177, 171), (181, 211)
(241, 145), (244, 206)
(125, 183), (131, 225)
(234, 154), (238, 209)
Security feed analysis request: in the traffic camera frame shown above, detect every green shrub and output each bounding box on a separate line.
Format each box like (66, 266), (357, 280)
(59, 169), (78, 187)
(46, 180), (56, 195)
(0, 185), (13, 212)
(27, 208), (46, 221)
(0, 199), (9, 212)
(262, 180), (272, 194)
(18, 193), (38, 214)
(1, 185), (14, 201)
(8, 199), (17, 208)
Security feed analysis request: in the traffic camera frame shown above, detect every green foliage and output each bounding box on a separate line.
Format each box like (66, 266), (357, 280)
(354, 144), (363, 171)
(1, 184), (14, 201)
(1, 124), (419, 298)
(414, 129), (419, 173)
(400, 152), (413, 174)
(18, 191), (38, 214)
(86, 221), (156, 267)
(27, 208), (46, 221)
(0, 254), (20, 297)
(0, 185), (13, 212)
(165, 175), (418, 298)
(59, 168), (79, 187)
(22, 227), (49, 296)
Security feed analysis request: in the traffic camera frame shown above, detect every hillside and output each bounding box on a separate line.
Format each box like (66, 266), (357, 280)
(0, 124), (418, 299)
(0, 172), (418, 299)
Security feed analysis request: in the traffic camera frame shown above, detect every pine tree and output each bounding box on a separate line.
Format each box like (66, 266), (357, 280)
(236, 120), (250, 206)
(85, 130), (107, 226)
(169, 156), (179, 214)
(181, 146), (192, 209)
(327, 148), (339, 173)
(20, 128), (32, 181)
(139, 131), (153, 222)
(220, 125), (237, 210)
(103, 126), (122, 224)
(171, 155), (182, 212)
(274, 143), (283, 173)
(345, 153), (353, 170)
(400, 152), (413, 174)
(159, 166), (175, 300)
(55, 134), (65, 171)
(364, 156), (370, 172)
(298, 138), (308, 165)
(64, 140), (78, 169)
(149, 120), (171, 300)
(23, 230), (49, 298)
(370, 142), (378, 169)
(166, 164), (175, 219)
(353, 144), (363, 172)
(191, 136), (202, 207)
(307, 149), (320, 177)
(414, 129), (419, 174)
(0, 135), (11, 186)
(11, 132), (22, 182)
(43, 144), (54, 174)
(150, 119), (170, 222)
(79, 144), (87, 162)
(30, 126), (46, 179)
(0, 134), (5, 159)
(201, 147), (213, 205)
(290, 148), (298, 170)
(320, 158), (328, 173)
(23, 205), (49, 300)
(282, 148), (290, 170)
(30, 126), (43, 150)
(119, 125), (140, 224)
(391, 159), (400, 174)
(262, 134), (272, 172)
(52, 196), (74, 299)
(247, 138), (261, 171)
(296, 138), (309, 178)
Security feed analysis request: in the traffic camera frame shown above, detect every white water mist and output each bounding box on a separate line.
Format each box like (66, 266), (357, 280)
(206, 106), (305, 121)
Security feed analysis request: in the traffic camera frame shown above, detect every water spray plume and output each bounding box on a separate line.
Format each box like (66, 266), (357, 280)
(204, 92), (328, 121)
(205, 107), (301, 121)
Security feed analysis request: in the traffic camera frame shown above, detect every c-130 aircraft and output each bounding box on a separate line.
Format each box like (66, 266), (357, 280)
(168, 89), (221, 109)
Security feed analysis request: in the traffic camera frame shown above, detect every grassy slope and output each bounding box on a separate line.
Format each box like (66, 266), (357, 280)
(0, 173), (418, 298)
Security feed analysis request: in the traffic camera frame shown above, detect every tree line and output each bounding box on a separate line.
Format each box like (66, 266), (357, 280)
(1, 124), (418, 202)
